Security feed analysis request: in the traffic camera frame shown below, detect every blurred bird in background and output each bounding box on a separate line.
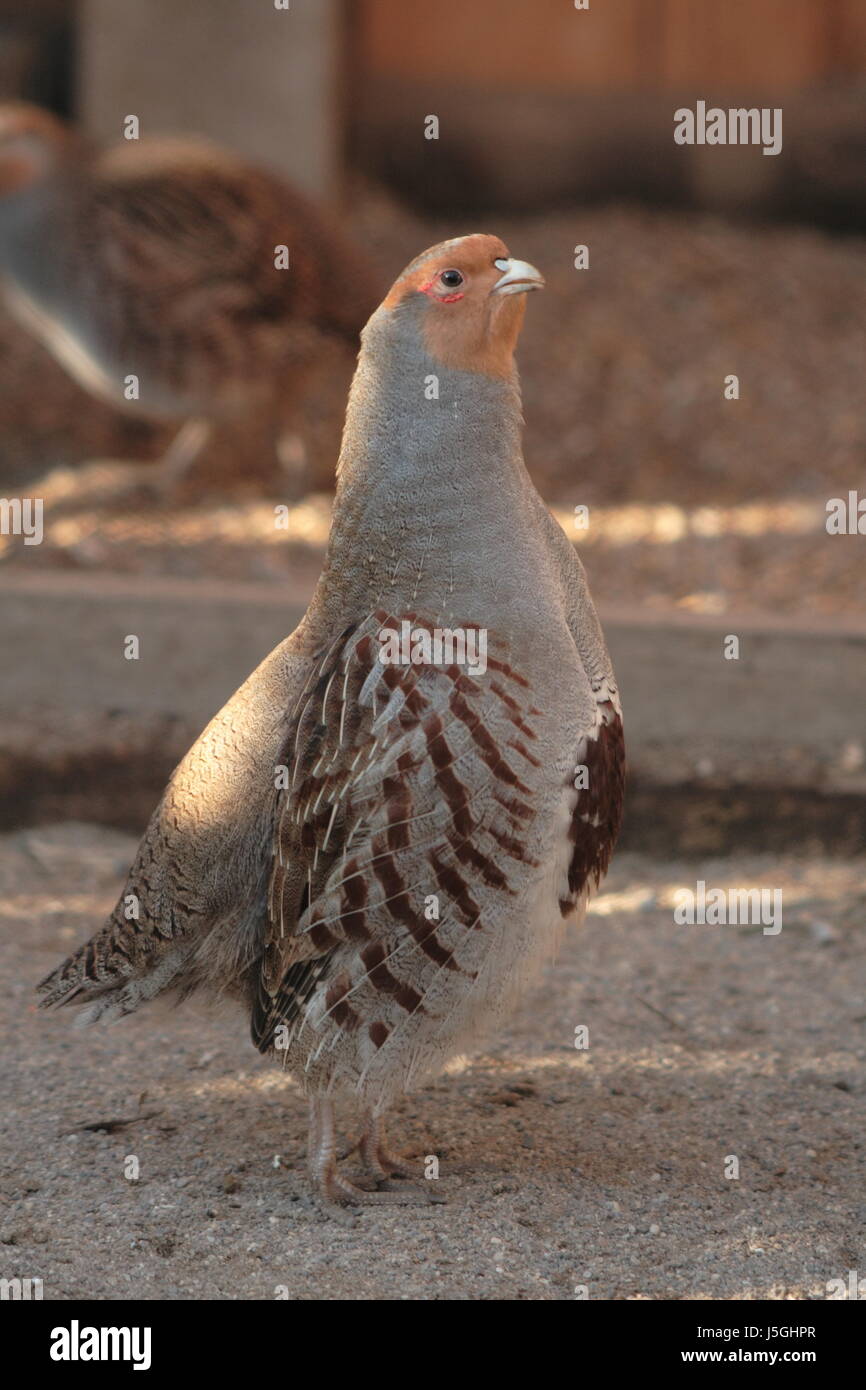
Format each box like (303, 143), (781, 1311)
(0, 102), (380, 500)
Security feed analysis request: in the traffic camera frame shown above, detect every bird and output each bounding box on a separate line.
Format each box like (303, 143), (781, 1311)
(0, 102), (379, 495)
(37, 234), (625, 1202)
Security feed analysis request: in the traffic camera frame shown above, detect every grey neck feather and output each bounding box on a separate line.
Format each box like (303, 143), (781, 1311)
(311, 297), (546, 629)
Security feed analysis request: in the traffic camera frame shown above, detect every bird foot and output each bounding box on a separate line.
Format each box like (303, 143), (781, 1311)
(44, 457), (187, 511)
(318, 1165), (433, 1207)
(309, 1101), (438, 1205)
(49, 419), (213, 510)
(360, 1139), (419, 1183)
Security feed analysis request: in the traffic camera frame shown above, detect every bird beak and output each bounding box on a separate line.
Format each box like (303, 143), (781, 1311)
(492, 258), (545, 296)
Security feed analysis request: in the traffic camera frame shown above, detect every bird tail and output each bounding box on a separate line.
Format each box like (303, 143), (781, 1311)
(37, 905), (191, 1025)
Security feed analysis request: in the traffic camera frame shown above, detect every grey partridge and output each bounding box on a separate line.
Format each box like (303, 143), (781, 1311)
(38, 234), (625, 1202)
(0, 103), (379, 494)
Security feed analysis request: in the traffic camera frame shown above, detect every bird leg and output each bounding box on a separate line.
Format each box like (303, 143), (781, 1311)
(148, 416), (213, 491)
(275, 429), (308, 485)
(307, 1099), (427, 1205)
(308, 1097), (364, 1201)
(358, 1110), (418, 1181)
(52, 417), (213, 509)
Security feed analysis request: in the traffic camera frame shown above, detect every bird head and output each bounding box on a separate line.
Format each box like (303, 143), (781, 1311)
(377, 233), (544, 377)
(0, 103), (73, 197)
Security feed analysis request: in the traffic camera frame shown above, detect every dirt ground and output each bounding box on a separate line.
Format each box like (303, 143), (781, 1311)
(1, 821), (863, 1301)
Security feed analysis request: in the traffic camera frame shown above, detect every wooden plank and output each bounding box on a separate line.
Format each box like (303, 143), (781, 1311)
(832, 0), (866, 75)
(360, 0), (866, 92)
(660, 0), (828, 89)
(358, 0), (645, 90)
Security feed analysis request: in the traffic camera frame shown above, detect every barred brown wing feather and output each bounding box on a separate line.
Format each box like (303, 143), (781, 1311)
(251, 610), (545, 1053)
(560, 696), (625, 916)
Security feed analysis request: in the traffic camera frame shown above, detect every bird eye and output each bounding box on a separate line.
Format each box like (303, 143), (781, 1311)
(439, 269), (464, 288)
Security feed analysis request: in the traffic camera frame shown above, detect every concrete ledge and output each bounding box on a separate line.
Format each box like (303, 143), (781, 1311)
(2, 572), (864, 847)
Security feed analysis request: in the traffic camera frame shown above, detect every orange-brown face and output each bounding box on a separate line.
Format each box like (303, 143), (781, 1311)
(0, 103), (70, 196)
(382, 233), (544, 378)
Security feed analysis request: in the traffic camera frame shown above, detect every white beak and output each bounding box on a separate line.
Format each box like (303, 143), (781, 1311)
(492, 257), (545, 295)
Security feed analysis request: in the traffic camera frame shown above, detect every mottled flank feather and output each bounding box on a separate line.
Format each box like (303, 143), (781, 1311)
(251, 610), (544, 1081)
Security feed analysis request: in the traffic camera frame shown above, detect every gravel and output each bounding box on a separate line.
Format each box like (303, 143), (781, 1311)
(2, 822), (863, 1301)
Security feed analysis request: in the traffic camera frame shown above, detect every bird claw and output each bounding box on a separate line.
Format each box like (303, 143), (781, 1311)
(361, 1145), (419, 1183)
(42, 457), (182, 511)
(357, 1112), (419, 1182)
(319, 1168), (433, 1207)
(377, 1177), (446, 1205)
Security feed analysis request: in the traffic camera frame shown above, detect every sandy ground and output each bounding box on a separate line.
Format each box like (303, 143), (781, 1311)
(0, 821), (863, 1301)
